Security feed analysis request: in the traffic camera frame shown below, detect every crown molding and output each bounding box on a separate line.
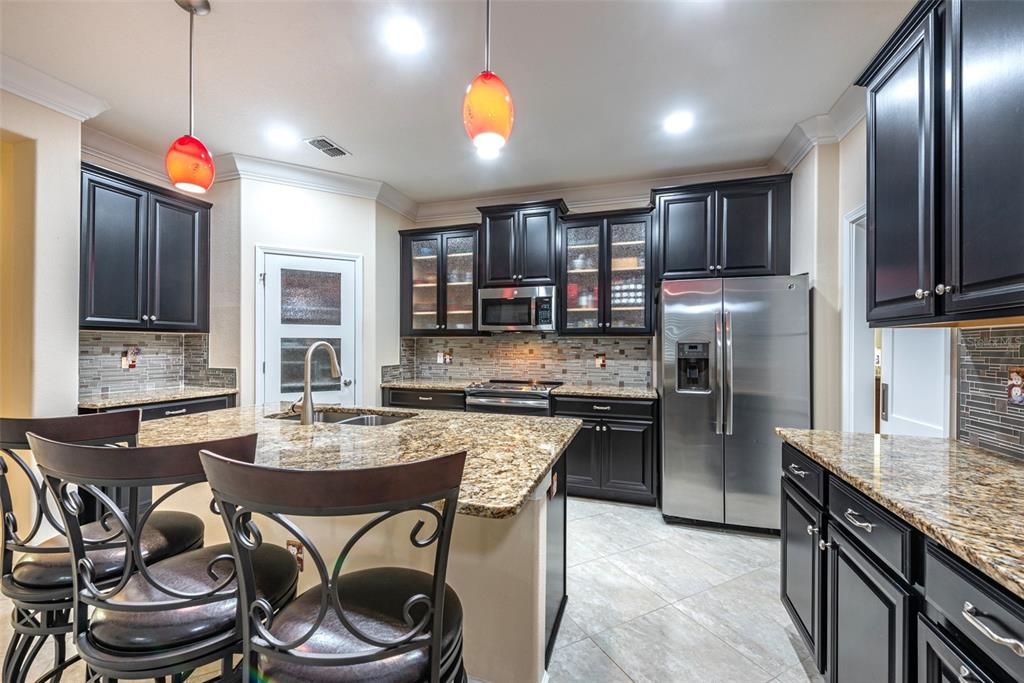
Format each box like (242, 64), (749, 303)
(772, 85), (866, 171)
(1, 54), (108, 121)
(414, 165), (771, 227)
(81, 126), (169, 186)
(215, 153), (417, 219)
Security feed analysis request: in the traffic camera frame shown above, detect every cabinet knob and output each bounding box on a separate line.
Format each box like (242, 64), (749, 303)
(806, 525), (818, 536)
(435, 324), (441, 329)
(914, 288), (931, 300)
(935, 283), (954, 296)
(818, 539), (834, 552)
(441, 323), (446, 329)
(150, 316), (157, 322)
(716, 265), (723, 271)
(142, 315), (149, 321)
(708, 266), (715, 272)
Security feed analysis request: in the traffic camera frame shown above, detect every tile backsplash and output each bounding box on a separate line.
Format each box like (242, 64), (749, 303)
(959, 326), (1024, 459)
(79, 331), (236, 400)
(397, 334), (653, 387)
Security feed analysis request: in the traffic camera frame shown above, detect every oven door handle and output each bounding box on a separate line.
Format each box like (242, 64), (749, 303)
(465, 396), (551, 410)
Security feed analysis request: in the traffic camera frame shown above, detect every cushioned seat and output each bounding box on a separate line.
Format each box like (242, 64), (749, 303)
(261, 567), (463, 683)
(87, 543), (297, 653)
(8, 510), (204, 590)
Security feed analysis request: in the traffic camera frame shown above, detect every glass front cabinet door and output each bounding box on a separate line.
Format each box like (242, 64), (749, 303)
(560, 211), (653, 335)
(400, 226), (478, 336)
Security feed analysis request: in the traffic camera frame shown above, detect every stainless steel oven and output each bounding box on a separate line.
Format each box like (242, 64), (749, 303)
(478, 286), (556, 332)
(464, 380), (561, 416)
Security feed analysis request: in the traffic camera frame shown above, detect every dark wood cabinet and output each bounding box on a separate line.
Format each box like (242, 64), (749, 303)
(825, 523), (911, 683)
(917, 615), (999, 683)
(859, 0), (1024, 326)
(478, 199), (567, 287)
(382, 387), (467, 411)
(79, 393), (236, 420)
(559, 209), (654, 335)
(400, 225), (479, 336)
(80, 164), (211, 332)
(652, 175), (791, 281)
(555, 398), (657, 505)
(781, 479), (826, 674)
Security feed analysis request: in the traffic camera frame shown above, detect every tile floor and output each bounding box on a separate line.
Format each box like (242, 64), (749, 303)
(549, 497), (824, 683)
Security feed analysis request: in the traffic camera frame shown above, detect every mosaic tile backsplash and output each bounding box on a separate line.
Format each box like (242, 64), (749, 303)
(959, 326), (1024, 459)
(79, 331), (236, 400)
(397, 335), (653, 387)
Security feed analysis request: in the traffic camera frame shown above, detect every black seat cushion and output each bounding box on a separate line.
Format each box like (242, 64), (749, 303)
(88, 543), (297, 653)
(261, 567), (463, 683)
(10, 511), (204, 589)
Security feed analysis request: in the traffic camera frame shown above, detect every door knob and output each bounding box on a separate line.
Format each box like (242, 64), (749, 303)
(342, 379), (353, 387)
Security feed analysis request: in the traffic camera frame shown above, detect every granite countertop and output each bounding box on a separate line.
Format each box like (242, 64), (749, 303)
(140, 404), (582, 519)
(776, 428), (1024, 600)
(380, 380), (657, 400)
(79, 386), (238, 410)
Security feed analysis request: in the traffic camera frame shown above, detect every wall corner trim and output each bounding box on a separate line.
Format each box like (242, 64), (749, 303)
(81, 126), (168, 185)
(1, 54), (108, 121)
(772, 85), (866, 172)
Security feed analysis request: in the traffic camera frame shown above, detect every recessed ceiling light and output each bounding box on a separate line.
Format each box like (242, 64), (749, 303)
(663, 110), (695, 134)
(383, 15), (425, 55)
(265, 125), (300, 147)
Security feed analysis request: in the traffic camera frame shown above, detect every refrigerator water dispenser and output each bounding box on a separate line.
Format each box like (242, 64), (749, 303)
(676, 342), (710, 393)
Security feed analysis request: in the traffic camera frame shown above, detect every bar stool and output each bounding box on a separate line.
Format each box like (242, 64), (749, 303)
(26, 431), (299, 682)
(0, 412), (205, 683)
(199, 448), (469, 683)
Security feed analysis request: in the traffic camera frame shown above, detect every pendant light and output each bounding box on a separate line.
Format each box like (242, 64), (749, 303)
(165, 0), (215, 193)
(462, 0), (514, 160)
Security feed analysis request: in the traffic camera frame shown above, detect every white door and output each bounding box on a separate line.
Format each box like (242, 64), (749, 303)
(261, 252), (358, 406)
(880, 327), (951, 437)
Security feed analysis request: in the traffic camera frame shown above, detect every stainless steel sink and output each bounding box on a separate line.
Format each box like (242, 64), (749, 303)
(272, 412), (410, 426)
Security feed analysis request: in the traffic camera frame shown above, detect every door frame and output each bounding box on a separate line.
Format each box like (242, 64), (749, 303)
(841, 204), (870, 432)
(254, 245), (364, 407)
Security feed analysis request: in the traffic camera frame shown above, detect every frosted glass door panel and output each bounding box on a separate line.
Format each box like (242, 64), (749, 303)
(565, 224), (601, 330)
(410, 237), (441, 331)
(445, 234), (475, 331)
(608, 221), (648, 329)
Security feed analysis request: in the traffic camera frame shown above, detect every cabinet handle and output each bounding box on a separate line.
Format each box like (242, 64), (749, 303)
(417, 396), (433, 401)
(787, 463), (808, 478)
(935, 283), (954, 296)
(962, 601), (1024, 657)
(958, 665), (977, 683)
(914, 288), (932, 299)
(818, 539), (834, 552)
(593, 405), (612, 411)
(806, 525), (818, 536)
(843, 508), (875, 533)
(164, 408), (187, 416)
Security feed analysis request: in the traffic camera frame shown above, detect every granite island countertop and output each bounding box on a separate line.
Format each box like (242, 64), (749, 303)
(380, 380), (657, 400)
(776, 428), (1024, 600)
(139, 404), (582, 519)
(79, 386), (238, 410)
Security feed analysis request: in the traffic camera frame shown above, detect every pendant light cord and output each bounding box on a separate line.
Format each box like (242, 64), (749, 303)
(188, 9), (195, 136)
(484, 0), (491, 72)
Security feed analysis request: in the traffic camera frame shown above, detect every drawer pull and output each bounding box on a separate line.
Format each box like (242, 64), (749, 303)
(962, 601), (1024, 657)
(806, 525), (818, 536)
(593, 405), (612, 411)
(164, 408), (188, 416)
(417, 396), (433, 401)
(844, 508), (875, 533)
(787, 463), (808, 478)
(958, 665), (976, 683)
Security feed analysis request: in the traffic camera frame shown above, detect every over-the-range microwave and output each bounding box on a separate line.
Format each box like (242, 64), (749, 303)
(478, 286), (556, 332)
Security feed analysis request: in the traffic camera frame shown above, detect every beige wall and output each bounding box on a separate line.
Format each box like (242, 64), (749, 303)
(0, 91), (81, 417)
(373, 204), (412, 371)
(839, 119), (867, 218)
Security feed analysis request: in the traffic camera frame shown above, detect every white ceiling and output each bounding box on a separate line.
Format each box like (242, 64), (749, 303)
(1, 0), (911, 203)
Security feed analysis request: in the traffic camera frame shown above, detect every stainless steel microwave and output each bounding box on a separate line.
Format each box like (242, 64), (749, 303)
(478, 286), (556, 332)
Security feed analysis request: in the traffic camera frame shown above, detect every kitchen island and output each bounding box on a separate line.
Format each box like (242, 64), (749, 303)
(140, 404), (582, 683)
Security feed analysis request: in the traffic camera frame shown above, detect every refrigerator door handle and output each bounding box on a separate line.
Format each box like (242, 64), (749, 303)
(725, 309), (734, 436)
(714, 311), (724, 435)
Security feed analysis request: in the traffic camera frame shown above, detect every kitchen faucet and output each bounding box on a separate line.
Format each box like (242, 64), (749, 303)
(292, 341), (342, 425)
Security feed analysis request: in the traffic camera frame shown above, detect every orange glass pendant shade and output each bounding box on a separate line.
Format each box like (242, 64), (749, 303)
(165, 135), (215, 193)
(463, 70), (514, 159)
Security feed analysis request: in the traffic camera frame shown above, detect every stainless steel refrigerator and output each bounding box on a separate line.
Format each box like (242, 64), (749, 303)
(659, 275), (810, 531)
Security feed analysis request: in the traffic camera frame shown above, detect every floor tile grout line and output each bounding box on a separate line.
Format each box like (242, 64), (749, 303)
(585, 636), (638, 683)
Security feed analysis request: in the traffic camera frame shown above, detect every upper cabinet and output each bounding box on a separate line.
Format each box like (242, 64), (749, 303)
(80, 164), (210, 332)
(860, 0), (1024, 326)
(400, 225), (479, 336)
(652, 175), (791, 281)
(560, 209), (654, 335)
(478, 199), (567, 287)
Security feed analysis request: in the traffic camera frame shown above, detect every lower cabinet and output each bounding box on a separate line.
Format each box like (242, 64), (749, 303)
(781, 478), (826, 673)
(381, 388), (466, 411)
(555, 397), (657, 505)
(79, 393), (236, 421)
(917, 615), (998, 683)
(825, 523), (911, 683)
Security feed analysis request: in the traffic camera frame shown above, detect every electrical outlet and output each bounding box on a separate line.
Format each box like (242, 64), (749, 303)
(594, 353), (606, 369)
(286, 539), (304, 571)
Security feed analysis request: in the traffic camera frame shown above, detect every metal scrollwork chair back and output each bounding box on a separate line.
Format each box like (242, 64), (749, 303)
(26, 431), (280, 682)
(200, 448), (469, 683)
(0, 410), (140, 683)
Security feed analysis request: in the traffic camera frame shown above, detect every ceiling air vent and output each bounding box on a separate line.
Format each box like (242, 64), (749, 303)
(305, 136), (350, 158)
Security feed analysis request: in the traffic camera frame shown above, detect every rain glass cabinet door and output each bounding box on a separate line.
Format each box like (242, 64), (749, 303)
(409, 236), (442, 332)
(607, 217), (651, 332)
(443, 232), (476, 333)
(563, 222), (602, 332)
